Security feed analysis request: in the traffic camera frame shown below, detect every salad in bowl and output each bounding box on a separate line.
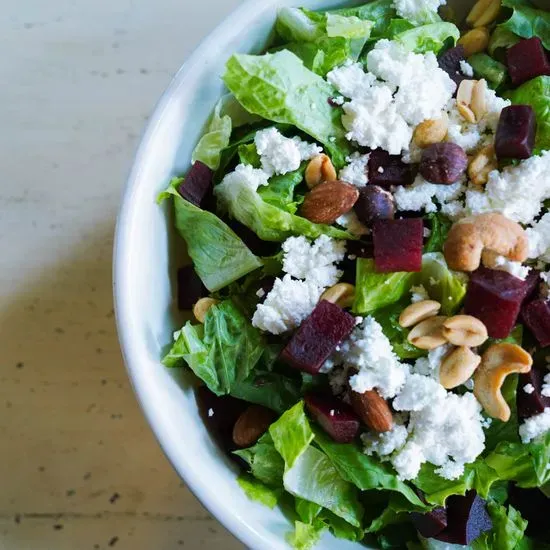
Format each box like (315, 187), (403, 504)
(158, 0), (550, 547)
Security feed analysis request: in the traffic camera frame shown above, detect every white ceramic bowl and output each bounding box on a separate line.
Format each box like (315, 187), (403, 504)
(114, 0), (474, 548)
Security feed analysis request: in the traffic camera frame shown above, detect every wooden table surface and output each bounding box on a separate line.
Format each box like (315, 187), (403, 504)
(0, 1), (246, 548)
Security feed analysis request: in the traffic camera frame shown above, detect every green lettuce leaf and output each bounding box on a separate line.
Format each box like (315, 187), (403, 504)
(286, 520), (326, 550)
(468, 53), (508, 90)
(507, 76), (550, 154)
(160, 182), (262, 291)
(162, 300), (265, 395)
(394, 22), (460, 54)
(237, 474), (280, 508)
(237, 143), (261, 167)
(269, 401), (315, 469)
(424, 213), (452, 254)
(366, 493), (428, 534)
(275, 7), (326, 42)
(326, 14), (374, 39)
(489, 26), (521, 56)
(417, 253), (467, 316)
(234, 432), (285, 487)
(485, 431), (550, 488)
(258, 169), (305, 214)
(192, 101), (232, 170)
(472, 503), (528, 550)
(215, 167), (353, 242)
(295, 498), (323, 523)
(371, 299), (428, 359)
(223, 51), (352, 167)
(284, 446), (364, 527)
(230, 370), (301, 414)
(500, 0), (550, 50)
(314, 430), (427, 508)
(333, 0), (397, 37)
(354, 259), (416, 314)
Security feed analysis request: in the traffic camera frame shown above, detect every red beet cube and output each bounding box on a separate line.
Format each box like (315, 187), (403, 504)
(411, 507), (448, 539)
(368, 149), (416, 187)
(280, 301), (356, 375)
(436, 492), (492, 546)
(373, 218), (423, 273)
(507, 38), (550, 87)
(517, 367), (550, 420)
(523, 299), (550, 347)
(177, 161), (213, 207)
(495, 105), (537, 160)
(465, 267), (533, 338)
(177, 266), (207, 310)
(304, 394), (360, 443)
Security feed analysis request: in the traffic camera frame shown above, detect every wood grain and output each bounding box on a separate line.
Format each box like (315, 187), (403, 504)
(0, 1), (245, 548)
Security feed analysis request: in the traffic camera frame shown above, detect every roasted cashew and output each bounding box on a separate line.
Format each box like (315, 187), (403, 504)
(443, 213), (529, 272)
(474, 343), (533, 421)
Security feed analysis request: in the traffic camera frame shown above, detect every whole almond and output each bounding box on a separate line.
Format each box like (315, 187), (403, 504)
(301, 180), (359, 224)
(232, 405), (276, 448)
(350, 390), (393, 433)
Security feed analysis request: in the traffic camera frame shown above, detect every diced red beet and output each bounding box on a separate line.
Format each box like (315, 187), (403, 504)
(373, 218), (423, 273)
(464, 267), (533, 338)
(495, 105), (537, 160)
(280, 301), (356, 375)
(304, 393), (360, 443)
(411, 507), (448, 538)
(196, 387), (249, 453)
(507, 37), (550, 87)
(177, 161), (213, 207)
(438, 45), (467, 89)
(368, 149), (416, 187)
(517, 367), (550, 419)
(523, 298), (550, 347)
(177, 266), (207, 310)
(436, 491), (492, 546)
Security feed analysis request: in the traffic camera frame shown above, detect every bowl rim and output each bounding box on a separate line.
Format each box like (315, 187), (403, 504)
(113, 1), (286, 548)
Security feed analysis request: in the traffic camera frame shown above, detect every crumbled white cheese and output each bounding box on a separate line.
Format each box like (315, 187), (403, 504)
(484, 255), (531, 281)
(410, 344), (452, 379)
(282, 235), (346, 287)
(519, 408), (550, 443)
(254, 127), (321, 176)
(367, 40), (456, 126)
(336, 211), (369, 236)
(252, 275), (323, 335)
(527, 212), (550, 262)
(218, 163), (269, 193)
(362, 418), (409, 457)
(393, 0), (446, 25)
(208, 408), (214, 417)
(335, 316), (409, 399)
(394, 174), (465, 213)
(339, 152), (370, 187)
(392, 441), (425, 480)
(256, 289), (266, 299)
(460, 60), (474, 77)
(410, 284), (429, 303)
(327, 62), (377, 99)
(393, 373), (447, 411)
(465, 150), (550, 225)
(542, 373), (550, 397)
(524, 383), (535, 395)
(332, 95), (345, 106)
(402, 141), (423, 164)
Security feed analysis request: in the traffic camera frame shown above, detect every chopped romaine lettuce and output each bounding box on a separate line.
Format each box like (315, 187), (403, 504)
(467, 53), (508, 90)
(489, 26), (521, 56)
(424, 213), (452, 254)
(394, 22), (460, 54)
(237, 474), (280, 508)
(354, 259), (416, 314)
(507, 76), (550, 154)
(160, 182), (262, 291)
(286, 520), (326, 550)
(333, 0), (397, 37)
(276, 7), (327, 42)
(472, 502), (528, 550)
(214, 166), (353, 241)
(192, 101), (232, 170)
(223, 51), (352, 167)
(234, 432), (285, 488)
(237, 143), (261, 167)
(163, 300), (265, 395)
(499, 0), (550, 50)
(258, 169), (305, 214)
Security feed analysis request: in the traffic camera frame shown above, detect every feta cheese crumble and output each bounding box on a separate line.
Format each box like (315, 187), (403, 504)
(282, 235), (346, 287)
(254, 127), (321, 176)
(524, 383), (535, 395)
(519, 408), (550, 443)
(393, 0), (447, 25)
(339, 152), (371, 187)
(485, 255), (531, 281)
(542, 373), (550, 397)
(219, 163), (269, 193)
(362, 417), (408, 457)
(410, 285), (429, 303)
(527, 212), (550, 262)
(460, 60), (474, 77)
(465, 150), (550, 225)
(334, 316), (409, 399)
(252, 275), (323, 335)
(336, 211), (369, 236)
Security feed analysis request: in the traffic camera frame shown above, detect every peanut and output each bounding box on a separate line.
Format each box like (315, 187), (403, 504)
(442, 315), (489, 347)
(193, 297), (219, 323)
(399, 300), (442, 328)
(305, 154), (337, 189)
(408, 316), (448, 350)
(321, 283), (355, 309)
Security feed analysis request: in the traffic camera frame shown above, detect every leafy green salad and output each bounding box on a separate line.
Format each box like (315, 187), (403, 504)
(159, 0), (550, 547)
